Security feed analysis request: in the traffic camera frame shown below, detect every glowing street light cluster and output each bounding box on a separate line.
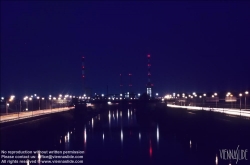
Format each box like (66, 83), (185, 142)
(163, 90), (249, 110)
(9, 95), (15, 102)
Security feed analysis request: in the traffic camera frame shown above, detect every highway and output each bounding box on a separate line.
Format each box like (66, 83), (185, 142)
(0, 107), (74, 123)
(167, 104), (250, 118)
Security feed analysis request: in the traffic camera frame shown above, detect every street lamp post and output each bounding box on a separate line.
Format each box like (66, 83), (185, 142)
(29, 97), (33, 116)
(51, 98), (52, 113)
(6, 102), (9, 114)
(19, 100), (21, 118)
(231, 95), (234, 108)
(6, 95), (15, 114)
(52, 97), (56, 113)
(203, 94), (206, 107)
(37, 97), (40, 110)
(24, 97), (28, 111)
(245, 91), (249, 110)
(42, 98), (44, 113)
(214, 93), (218, 108)
(49, 98), (51, 110)
(239, 93), (242, 116)
(212, 95), (214, 108)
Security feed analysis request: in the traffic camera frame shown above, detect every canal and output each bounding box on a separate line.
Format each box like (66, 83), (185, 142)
(1, 104), (250, 165)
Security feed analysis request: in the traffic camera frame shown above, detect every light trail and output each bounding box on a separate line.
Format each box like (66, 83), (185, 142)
(167, 104), (250, 117)
(0, 107), (74, 123)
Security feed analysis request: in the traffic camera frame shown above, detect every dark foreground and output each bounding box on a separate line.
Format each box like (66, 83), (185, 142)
(0, 102), (250, 165)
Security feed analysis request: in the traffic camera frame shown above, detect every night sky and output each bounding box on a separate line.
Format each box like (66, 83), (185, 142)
(1, 1), (250, 97)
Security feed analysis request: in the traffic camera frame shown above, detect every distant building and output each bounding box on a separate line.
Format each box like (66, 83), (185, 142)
(147, 86), (152, 98)
(146, 54), (153, 97)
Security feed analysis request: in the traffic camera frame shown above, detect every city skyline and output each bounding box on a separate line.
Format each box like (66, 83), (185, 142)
(1, 1), (250, 96)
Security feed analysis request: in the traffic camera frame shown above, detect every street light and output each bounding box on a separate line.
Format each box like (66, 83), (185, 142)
(53, 97), (56, 110)
(6, 95), (15, 114)
(37, 97), (40, 110)
(49, 97), (52, 112)
(214, 93), (218, 108)
(239, 93), (242, 116)
(6, 103), (9, 114)
(24, 96), (28, 111)
(29, 97), (33, 116)
(230, 94), (233, 108)
(244, 91), (248, 110)
(9, 95), (15, 102)
(42, 97), (45, 113)
(18, 99), (22, 118)
(58, 97), (61, 109)
(214, 93), (217, 107)
(203, 94), (206, 107)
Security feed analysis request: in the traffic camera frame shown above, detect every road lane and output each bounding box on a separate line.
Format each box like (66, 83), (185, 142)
(0, 107), (74, 123)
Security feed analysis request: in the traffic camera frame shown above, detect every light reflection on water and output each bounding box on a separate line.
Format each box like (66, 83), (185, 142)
(53, 107), (231, 165)
(91, 118), (94, 129)
(84, 126), (87, 152)
(121, 129), (123, 143)
(1, 102), (244, 165)
(37, 151), (41, 164)
(156, 124), (159, 143)
(108, 110), (111, 127)
(149, 139), (152, 158)
(60, 109), (183, 164)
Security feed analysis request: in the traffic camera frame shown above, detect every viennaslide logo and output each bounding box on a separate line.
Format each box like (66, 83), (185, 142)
(219, 145), (248, 164)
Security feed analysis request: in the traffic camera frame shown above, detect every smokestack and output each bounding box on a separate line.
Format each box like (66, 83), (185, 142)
(82, 56), (85, 94)
(146, 54), (153, 97)
(129, 73), (132, 93)
(147, 54), (151, 83)
(120, 74), (123, 94)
